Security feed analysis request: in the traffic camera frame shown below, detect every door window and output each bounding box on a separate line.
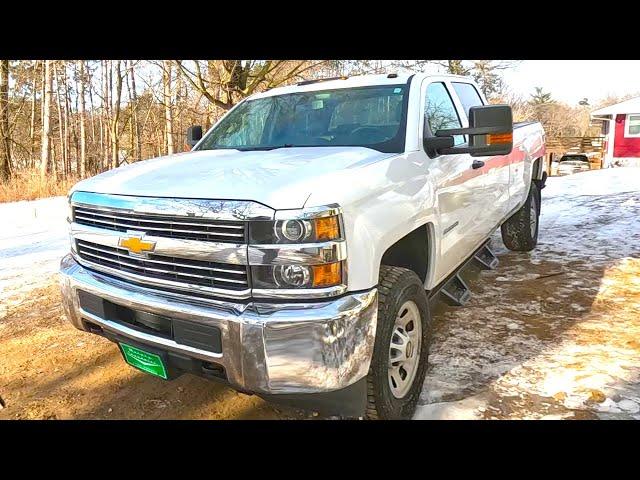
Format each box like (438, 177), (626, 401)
(452, 82), (484, 118)
(424, 82), (464, 146)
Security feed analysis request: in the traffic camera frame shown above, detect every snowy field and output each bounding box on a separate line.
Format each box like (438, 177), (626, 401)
(1, 167), (639, 419)
(0, 196), (68, 318)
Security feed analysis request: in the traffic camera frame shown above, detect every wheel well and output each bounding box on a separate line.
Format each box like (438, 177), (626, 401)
(381, 224), (430, 284)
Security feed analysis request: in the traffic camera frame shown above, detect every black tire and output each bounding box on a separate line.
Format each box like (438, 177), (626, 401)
(501, 181), (540, 252)
(365, 265), (431, 420)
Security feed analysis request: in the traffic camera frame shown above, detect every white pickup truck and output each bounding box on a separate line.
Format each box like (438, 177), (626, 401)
(59, 73), (546, 419)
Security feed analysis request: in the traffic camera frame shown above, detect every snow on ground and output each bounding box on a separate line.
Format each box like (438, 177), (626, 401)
(2, 168), (640, 420)
(0, 196), (68, 317)
(416, 167), (640, 419)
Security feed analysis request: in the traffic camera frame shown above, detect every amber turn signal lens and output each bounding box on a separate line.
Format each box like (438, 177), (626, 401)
(314, 216), (340, 241)
(487, 132), (513, 145)
(312, 262), (342, 287)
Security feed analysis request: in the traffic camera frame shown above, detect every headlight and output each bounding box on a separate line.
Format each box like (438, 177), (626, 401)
(251, 262), (343, 289)
(248, 206), (346, 296)
(249, 215), (341, 244)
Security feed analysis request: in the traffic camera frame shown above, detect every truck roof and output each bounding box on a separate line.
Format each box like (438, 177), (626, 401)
(250, 73), (474, 99)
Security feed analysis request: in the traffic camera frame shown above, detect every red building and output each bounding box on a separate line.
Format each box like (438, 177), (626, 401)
(591, 97), (640, 167)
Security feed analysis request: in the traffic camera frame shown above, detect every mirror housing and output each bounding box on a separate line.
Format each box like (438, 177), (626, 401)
(425, 104), (513, 157)
(186, 125), (203, 148)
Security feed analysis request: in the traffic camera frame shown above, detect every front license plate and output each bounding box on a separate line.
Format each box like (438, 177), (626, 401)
(120, 343), (168, 379)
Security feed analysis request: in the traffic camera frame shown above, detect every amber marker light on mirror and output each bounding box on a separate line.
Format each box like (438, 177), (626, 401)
(487, 132), (513, 145)
(312, 262), (342, 287)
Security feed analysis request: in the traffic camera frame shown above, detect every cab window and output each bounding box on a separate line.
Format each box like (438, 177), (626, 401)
(452, 82), (484, 118)
(424, 82), (464, 146)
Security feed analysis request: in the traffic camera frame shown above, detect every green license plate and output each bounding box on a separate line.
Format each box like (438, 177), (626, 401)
(120, 343), (168, 379)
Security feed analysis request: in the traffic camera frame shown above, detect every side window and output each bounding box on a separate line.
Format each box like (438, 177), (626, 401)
(452, 82), (484, 119)
(425, 82), (464, 146)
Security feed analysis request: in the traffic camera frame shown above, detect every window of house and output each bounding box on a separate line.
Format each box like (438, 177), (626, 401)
(625, 114), (640, 138)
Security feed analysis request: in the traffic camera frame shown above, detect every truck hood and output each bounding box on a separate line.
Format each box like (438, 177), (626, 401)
(72, 147), (395, 210)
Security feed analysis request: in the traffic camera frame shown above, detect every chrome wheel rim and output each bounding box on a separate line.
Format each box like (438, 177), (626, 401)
(530, 196), (538, 237)
(388, 300), (422, 399)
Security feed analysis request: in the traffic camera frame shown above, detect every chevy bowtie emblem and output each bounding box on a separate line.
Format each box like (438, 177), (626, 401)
(119, 235), (156, 256)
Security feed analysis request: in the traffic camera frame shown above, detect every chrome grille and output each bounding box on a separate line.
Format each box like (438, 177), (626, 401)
(73, 205), (246, 243)
(76, 240), (249, 291)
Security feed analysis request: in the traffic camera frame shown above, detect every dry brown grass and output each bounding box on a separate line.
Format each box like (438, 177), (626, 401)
(0, 169), (81, 203)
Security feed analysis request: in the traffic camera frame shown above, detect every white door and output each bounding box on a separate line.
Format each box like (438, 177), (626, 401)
(450, 81), (511, 230)
(421, 81), (487, 283)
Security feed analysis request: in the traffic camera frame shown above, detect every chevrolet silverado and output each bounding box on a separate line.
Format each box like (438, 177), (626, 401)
(59, 73), (546, 419)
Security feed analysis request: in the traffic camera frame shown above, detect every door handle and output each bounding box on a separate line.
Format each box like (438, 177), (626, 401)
(471, 160), (485, 169)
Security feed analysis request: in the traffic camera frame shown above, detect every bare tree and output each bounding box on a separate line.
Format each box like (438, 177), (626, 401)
(0, 60), (11, 180)
(53, 62), (67, 177)
(78, 60), (87, 177)
(174, 60), (327, 112)
(39, 60), (53, 179)
(109, 61), (123, 169)
(128, 61), (141, 160)
(163, 60), (174, 155)
(29, 60), (38, 163)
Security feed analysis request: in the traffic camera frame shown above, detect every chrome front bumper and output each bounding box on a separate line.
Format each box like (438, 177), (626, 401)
(59, 254), (377, 395)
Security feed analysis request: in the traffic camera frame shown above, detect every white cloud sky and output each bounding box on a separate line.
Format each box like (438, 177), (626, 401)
(501, 60), (640, 106)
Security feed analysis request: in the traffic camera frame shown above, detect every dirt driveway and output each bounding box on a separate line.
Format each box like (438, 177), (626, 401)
(1, 168), (639, 420)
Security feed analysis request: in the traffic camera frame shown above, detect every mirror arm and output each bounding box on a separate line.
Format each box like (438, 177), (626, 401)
(435, 125), (510, 137)
(438, 145), (473, 155)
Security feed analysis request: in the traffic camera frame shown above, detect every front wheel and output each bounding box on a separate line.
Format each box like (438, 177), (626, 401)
(501, 182), (540, 252)
(365, 266), (431, 420)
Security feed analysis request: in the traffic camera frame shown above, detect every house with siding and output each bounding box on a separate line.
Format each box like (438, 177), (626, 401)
(591, 97), (640, 167)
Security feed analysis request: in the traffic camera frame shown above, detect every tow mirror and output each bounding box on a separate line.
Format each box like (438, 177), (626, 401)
(424, 104), (513, 157)
(186, 125), (203, 148)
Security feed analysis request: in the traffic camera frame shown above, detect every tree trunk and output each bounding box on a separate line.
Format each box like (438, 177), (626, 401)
(29, 60), (38, 166)
(110, 61), (122, 169)
(163, 60), (174, 155)
(54, 62), (66, 179)
(40, 60), (53, 180)
(0, 60), (11, 180)
(62, 63), (72, 176)
(129, 61), (141, 160)
(78, 60), (87, 177)
(101, 60), (109, 169)
(125, 61), (135, 161)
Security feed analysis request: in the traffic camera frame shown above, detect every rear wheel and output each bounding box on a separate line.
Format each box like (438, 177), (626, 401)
(365, 266), (431, 420)
(501, 182), (540, 252)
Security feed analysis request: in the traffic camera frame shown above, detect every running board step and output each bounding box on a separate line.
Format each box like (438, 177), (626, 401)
(440, 273), (471, 307)
(473, 243), (499, 270)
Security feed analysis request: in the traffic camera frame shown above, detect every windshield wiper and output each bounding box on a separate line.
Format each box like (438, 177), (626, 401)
(236, 144), (295, 151)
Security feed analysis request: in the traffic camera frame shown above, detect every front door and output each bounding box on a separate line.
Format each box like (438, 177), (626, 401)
(421, 80), (487, 283)
(450, 81), (511, 230)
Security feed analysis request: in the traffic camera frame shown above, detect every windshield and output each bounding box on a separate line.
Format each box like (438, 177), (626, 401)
(195, 84), (409, 153)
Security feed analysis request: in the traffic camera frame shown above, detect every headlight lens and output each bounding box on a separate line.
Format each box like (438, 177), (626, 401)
(249, 215), (341, 244)
(252, 262), (343, 289)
